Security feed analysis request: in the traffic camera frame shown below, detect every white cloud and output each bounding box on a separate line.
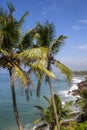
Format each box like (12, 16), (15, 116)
(72, 26), (87, 30)
(79, 19), (87, 24)
(76, 45), (87, 50)
(41, 0), (57, 16)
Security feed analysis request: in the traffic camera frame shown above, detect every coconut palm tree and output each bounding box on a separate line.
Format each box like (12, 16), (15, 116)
(75, 89), (87, 122)
(35, 94), (73, 130)
(31, 21), (72, 130)
(0, 3), (57, 130)
(0, 3), (33, 130)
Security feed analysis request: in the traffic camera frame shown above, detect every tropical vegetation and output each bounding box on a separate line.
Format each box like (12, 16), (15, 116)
(1, 2), (87, 130)
(75, 88), (87, 122)
(35, 94), (73, 130)
(0, 3), (56, 130)
(30, 21), (72, 130)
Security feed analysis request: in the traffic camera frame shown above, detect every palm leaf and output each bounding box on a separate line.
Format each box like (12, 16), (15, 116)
(30, 63), (57, 79)
(0, 7), (7, 17)
(51, 35), (67, 54)
(7, 2), (15, 14)
(63, 101), (73, 109)
(43, 96), (51, 105)
(18, 47), (48, 61)
(54, 60), (72, 82)
(27, 67), (44, 97)
(35, 105), (45, 111)
(13, 65), (32, 100)
(14, 65), (31, 87)
(18, 11), (29, 27)
(34, 22), (55, 47)
(0, 49), (9, 56)
(19, 30), (34, 50)
(44, 21), (55, 43)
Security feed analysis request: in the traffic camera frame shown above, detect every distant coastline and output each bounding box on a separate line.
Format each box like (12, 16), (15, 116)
(73, 71), (87, 78)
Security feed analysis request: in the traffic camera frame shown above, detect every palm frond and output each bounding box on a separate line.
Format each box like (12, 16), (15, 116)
(34, 22), (55, 47)
(81, 89), (87, 99)
(13, 65), (32, 100)
(7, 2), (15, 14)
(35, 105), (45, 111)
(75, 98), (85, 107)
(44, 21), (55, 43)
(0, 7), (7, 17)
(27, 67), (44, 97)
(0, 49), (9, 56)
(30, 63), (57, 79)
(18, 47), (48, 61)
(54, 60), (72, 82)
(18, 11), (29, 27)
(43, 96), (51, 105)
(64, 101), (73, 109)
(14, 65), (31, 87)
(51, 35), (67, 54)
(19, 30), (34, 50)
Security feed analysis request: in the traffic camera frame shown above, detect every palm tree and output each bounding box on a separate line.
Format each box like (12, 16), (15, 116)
(35, 94), (73, 130)
(75, 89), (87, 122)
(31, 22), (72, 130)
(0, 3), (31, 130)
(0, 4), (57, 130)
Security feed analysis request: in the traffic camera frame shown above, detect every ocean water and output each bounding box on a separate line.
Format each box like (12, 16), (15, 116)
(0, 73), (84, 130)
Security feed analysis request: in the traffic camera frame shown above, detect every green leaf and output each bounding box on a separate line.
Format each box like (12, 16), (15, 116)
(14, 65), (31, 88)
(0, 49), (9, 56)
(18, 11), (29, 26)
(51, 35), (67, 54)
(30, 63), (57, 79)
(55, 60), (72, 82)
(18, 47), (48, 61)
(7, 2), (15, 14)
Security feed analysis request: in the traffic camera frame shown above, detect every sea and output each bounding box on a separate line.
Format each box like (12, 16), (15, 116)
(0, 72), (85, 130)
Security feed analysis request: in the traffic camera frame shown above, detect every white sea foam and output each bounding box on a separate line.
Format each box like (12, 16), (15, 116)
(60, 90), (69, 97)
(69, 84), (78, 91)
(72, 78), (82, 84)
(69, 77), (83, 91)
(60, 77), (83, 98)
(23, 76), (84, 130)
(24, 123), (33, 130)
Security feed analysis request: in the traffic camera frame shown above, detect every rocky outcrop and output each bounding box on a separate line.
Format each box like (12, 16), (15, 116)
(71, 78), (87, 96)
(77, 79), (87, 90)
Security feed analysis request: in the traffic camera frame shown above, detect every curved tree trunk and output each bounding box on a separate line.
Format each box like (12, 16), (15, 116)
(48, 77), (60, 130)
(9, 69), (23, 130)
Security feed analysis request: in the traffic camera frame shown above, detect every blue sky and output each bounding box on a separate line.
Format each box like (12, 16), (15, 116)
(0, 0), (87, 71)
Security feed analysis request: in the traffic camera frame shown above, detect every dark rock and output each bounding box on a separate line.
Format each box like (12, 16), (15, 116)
(69, 78), (87, 96)
(71, 90), (79, 96)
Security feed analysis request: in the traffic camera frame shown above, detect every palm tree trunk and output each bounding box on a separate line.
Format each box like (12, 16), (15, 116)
(9, 69), (23, 130)
(48, 77), (60, 130)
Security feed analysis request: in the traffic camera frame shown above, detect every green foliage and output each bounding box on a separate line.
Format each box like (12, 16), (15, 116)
(30, 63), (57, 79)
(62, 121), (87, 130)
(75, 89), (87, 110)
(35, 94), (73, 129)
(33, 21), (72, 84)
(34, 21), (55, 47)
(55, 61), (72, 83)
(51, 35), (67, 54)
(14, 65), (31, 87)
(18, 47), (48, 62)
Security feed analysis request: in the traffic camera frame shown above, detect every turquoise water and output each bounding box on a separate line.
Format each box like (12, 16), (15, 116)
(0, 73), (76, 130)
